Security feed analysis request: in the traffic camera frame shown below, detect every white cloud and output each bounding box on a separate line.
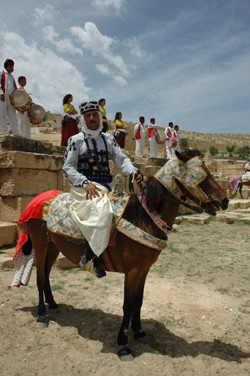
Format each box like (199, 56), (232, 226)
(125, 38), (145, 58)
(96, 64), (110, 75)
(112, 75), (127, 86)
(1, 32), (90, 114)
(42, 26), (83, 56)
(71, 22), (129, 80)
(31, 5), (57, 27)
(91, 0), (126, 13)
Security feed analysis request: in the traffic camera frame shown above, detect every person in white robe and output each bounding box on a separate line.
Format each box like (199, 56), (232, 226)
(63, 101), (143, 277)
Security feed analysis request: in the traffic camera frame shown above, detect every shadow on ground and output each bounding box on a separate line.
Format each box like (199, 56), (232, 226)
(20, 303), (250, 361)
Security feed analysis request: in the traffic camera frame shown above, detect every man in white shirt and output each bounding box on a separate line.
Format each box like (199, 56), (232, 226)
(134, 116), (146, 157)
(0, 59), (20, 136)
(148, 118), (158, 158)
(63, 101), (143, 278)
(16, 76), (32, 138)
(164, 122), (173, 159)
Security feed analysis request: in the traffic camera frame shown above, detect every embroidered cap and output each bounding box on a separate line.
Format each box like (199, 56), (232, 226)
(79, 101), (100, 115)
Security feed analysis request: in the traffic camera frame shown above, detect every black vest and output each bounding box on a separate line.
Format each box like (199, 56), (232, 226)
(77, 135), (112, 183)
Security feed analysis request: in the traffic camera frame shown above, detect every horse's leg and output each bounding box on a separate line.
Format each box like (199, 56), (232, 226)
(117, 270), (142, 358)
(131, 275), (148, 340)
(44, 242), (60, 310)
(239, 182), (244, 199)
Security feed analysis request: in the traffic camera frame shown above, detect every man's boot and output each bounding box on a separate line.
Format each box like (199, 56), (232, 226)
(79, 243), (106, 278)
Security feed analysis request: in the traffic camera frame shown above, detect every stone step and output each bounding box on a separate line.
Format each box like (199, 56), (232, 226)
(228, 198), (250, 210)
(0, 221), (17, 247)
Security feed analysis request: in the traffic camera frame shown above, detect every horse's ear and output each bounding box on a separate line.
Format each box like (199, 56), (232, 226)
(175, 150), (189, 163)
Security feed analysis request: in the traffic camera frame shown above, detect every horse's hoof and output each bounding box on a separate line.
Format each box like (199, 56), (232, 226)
(36, 316), (48, 329)
(118, 346), (134, 361)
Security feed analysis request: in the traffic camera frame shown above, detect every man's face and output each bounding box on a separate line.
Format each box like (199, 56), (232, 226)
(6, 65), (14, 74)
(84, 111), (100, 130)
(20, 78), (26, 87)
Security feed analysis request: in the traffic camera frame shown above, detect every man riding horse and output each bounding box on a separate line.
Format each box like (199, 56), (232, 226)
(62, 101), (143, 278)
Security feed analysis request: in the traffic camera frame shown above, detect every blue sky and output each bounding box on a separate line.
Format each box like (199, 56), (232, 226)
(1, 0), (250, 133)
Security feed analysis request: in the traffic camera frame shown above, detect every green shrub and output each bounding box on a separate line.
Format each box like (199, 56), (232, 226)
(209, 146), (218, 156)
(181, 138), (189, 148)
(237, 146), (250, 159)
(226, 145), (236, 157)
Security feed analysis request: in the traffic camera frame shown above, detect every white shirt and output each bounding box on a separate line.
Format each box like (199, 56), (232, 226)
(63, 132), (138, 188)
(134, 122), (146, 139)
(0, 69), (16, 95)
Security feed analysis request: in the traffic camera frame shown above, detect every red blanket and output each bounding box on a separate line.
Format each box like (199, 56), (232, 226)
(15, 190), (61, 256)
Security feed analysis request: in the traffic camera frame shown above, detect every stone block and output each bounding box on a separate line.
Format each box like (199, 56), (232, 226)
(0, 151), (63, 171)
(228, 200), (239, 210)
(57, 172), (71, 192)
(0, 135), (53, 154)
(0, 221), (17, 247)
(0, 196), (34, 222)
(0, 169), (58, 196)
(48, 155), (63, 171)
(238, 200), (250, 209)
(0, 151), (50, 169)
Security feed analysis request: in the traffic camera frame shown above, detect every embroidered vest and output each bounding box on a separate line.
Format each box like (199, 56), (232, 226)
(77, 135), (112, 183)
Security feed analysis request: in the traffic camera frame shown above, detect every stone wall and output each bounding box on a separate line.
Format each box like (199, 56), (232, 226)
(0, 135), (69, 223)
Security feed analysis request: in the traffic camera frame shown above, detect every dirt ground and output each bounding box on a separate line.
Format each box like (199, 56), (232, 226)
(0, 221), (249, 376)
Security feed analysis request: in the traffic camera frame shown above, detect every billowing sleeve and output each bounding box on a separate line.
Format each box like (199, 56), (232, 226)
(62, 137), (90, 188)
(109, 136), (138, 175)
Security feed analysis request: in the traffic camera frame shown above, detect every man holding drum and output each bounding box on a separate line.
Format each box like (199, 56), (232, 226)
(16, 76), (32, 138)
(0, 59), (20, 136)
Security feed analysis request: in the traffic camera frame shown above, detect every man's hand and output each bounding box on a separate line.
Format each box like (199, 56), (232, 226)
(85, 182), (101, 200)
(0, 94), (5, 102)
(129, 171), (143, 194)
(135, 172), (143, 186)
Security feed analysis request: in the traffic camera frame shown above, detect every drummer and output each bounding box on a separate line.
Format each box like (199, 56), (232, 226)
(16, 75), (32, 138)
(0, 58), (20, 136)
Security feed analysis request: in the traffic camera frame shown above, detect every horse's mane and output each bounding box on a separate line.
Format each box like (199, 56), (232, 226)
(123, 177), (166, 226)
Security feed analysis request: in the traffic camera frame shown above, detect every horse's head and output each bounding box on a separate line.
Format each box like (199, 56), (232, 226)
(154, 150), (229, 216)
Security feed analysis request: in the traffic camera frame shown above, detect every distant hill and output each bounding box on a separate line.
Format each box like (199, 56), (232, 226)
(38, 113), (250, 159)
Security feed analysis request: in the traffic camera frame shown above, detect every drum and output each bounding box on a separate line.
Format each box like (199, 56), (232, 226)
(28, 104), (46, 125)
(10, 89), (32, 112)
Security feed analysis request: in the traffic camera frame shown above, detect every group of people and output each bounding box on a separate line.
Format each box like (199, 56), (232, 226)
(133, 117), (181, 159)
(0, 58), (33, 138)
(60, 96), (181, 161)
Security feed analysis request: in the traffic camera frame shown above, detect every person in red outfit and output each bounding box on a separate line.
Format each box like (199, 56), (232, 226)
(61, 94), (79, 147)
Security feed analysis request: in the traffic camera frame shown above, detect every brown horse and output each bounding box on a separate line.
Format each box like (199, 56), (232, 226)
(16, 150), (229, 359)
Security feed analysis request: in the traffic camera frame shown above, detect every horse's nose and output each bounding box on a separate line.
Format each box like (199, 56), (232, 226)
(222, 197), (229, 210)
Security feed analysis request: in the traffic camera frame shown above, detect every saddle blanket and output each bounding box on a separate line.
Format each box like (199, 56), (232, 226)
(44, 192), (130, 240)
